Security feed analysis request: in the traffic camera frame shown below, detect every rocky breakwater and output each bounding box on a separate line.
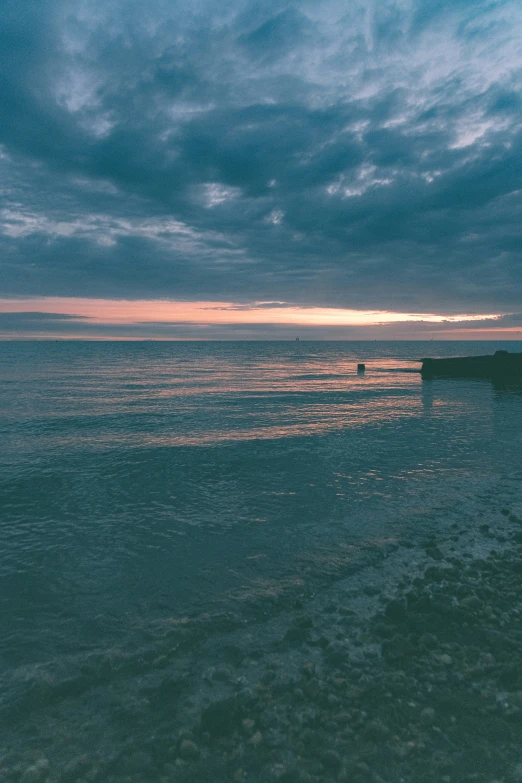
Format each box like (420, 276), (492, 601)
(421, 350), (522, 380)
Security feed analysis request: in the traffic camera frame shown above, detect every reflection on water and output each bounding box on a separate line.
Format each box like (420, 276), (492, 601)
(1, 340), (522, 763)
(421, 378), (434, 415)
(492, 378), (522, 396)
(0, 345), (506, 453)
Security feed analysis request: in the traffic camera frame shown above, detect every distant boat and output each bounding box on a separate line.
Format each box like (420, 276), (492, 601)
(295, 337), (300, 341)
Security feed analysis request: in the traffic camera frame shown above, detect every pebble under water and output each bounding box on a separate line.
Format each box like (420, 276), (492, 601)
(1, 340), (522, 782)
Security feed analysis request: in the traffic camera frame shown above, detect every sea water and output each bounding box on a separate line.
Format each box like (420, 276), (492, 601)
(1, 340), (522, 773)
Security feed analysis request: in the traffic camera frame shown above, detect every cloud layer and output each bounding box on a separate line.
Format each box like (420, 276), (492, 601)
(1, 0), (521, 331)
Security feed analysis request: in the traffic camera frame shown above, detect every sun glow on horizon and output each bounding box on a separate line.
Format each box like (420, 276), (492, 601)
(0, 297), (504, 328)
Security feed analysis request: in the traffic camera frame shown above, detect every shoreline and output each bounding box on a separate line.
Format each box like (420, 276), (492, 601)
(167, 488), (522, 783)
(6, 477), (522, 783)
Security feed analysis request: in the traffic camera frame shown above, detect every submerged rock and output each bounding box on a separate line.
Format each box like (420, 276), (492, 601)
(200, 697), (241, 738)
(19, 759), (49, 783)
(248, 731), (263, 747)
(178, 739), (200, 761)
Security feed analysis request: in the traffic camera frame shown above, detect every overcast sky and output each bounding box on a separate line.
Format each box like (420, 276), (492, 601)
(1, 0), (521, 338)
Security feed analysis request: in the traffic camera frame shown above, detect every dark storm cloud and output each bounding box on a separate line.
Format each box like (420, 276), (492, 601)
(1, 0), (521, 315)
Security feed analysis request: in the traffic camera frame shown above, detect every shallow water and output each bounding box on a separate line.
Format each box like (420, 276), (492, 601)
(1, 340), (522, 772)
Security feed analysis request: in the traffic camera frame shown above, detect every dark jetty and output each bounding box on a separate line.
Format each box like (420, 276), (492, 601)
(421, 349), (522, 379)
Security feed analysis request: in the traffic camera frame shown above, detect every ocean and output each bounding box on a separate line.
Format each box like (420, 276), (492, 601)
(2, 340), (522, 781)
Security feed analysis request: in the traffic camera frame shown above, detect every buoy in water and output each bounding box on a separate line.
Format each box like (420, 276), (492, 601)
(357, 363), (365, 373)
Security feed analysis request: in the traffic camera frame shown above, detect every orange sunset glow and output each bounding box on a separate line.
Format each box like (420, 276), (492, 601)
(0, 297), (505, 329)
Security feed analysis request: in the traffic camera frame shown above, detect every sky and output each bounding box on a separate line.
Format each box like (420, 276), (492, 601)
(0, 0), (521, 339)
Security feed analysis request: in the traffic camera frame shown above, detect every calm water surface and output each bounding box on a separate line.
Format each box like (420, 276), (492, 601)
(1, 340), (522, 764)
